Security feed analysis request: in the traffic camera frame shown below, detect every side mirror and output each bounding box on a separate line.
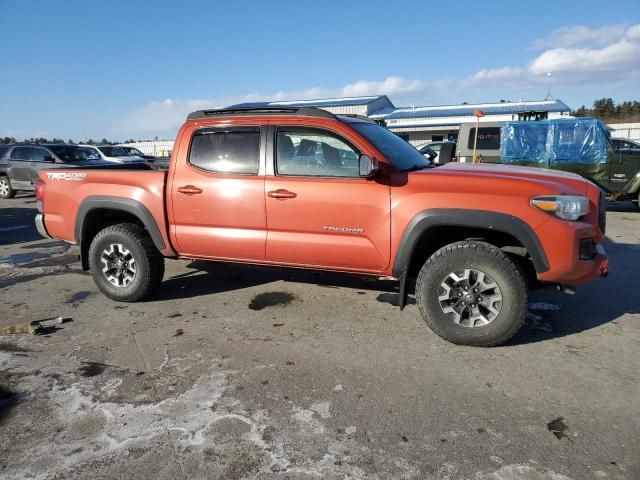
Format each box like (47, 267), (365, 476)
(42, 155), (55, 163)
(359, 154), (379, 178)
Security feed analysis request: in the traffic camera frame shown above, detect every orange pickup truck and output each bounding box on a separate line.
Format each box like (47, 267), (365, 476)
(35, 107), (608, 346)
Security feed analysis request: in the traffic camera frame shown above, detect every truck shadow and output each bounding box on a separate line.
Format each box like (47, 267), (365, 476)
(0, 367), (21, 427)
(508, 236), (639, 345)
(151, 261), (398, 302)
(151, 237), (635, 346)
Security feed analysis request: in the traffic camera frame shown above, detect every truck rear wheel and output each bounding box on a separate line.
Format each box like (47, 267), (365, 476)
(0, 176), (16, 199)
(88, 223), (164, 302)
(415, 241), (527, 347)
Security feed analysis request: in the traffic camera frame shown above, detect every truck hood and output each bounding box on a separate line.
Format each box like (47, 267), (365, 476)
(431, 162), (589, 195)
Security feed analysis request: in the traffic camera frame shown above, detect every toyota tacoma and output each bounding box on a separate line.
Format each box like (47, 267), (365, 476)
(34, 107), (608, 346)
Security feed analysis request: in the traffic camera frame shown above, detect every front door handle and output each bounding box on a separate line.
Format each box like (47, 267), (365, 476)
(177, 185), (203, 195)
(268, 189), (297, 199)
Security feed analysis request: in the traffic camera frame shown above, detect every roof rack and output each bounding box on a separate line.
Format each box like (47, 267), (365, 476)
(338, 114), (375, 123)
(187, 107), (337, 121)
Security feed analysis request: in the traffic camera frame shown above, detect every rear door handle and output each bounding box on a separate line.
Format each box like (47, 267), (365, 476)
(268, 189), (297, 199)
(177, 185), (203, 195)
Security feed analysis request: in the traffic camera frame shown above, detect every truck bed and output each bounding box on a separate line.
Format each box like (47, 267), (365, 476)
(39, 166), (171, 253)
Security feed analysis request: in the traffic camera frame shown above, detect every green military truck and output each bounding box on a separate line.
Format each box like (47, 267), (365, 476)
(457, 118), (640, 206)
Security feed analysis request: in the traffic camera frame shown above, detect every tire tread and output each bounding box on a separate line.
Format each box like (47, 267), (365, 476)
(88, 223), (164, 302)
(415, 240), (527, 347)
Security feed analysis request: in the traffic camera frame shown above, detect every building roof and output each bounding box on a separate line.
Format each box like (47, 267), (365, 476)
(230, 95), (391, 109)
(373, 99), (570, 120)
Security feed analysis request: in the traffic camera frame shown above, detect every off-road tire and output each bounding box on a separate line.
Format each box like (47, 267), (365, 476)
(88, 223), (164, 302)
(415, 240), (527, 347)
(0, 176), (16, 199)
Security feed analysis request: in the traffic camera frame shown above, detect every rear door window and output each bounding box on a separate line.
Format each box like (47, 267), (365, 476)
(9, 146), (31, 161)
(31, 147), (50, 161)
(189, 127), (260, 174)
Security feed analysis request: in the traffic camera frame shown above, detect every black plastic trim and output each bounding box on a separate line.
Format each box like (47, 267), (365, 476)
(187, 107), (336, 121)
(392, 209), (549, 277)
(75, 196), (167, 251)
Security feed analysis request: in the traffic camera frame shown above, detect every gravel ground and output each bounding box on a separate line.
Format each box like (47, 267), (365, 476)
(1, 195), (639, 480)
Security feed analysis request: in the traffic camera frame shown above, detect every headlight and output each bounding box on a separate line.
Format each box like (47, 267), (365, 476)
(531, 195), (589, 221)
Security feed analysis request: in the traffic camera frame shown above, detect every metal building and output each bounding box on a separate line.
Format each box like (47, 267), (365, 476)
(231, 96), (572, 146)
(370, 99), (571, 145)
(231, 95), (395, 117)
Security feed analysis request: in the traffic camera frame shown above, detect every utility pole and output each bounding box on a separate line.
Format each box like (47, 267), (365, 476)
(472, 110), (484, 163)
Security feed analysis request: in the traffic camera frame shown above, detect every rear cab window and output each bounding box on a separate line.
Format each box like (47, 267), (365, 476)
(189, 127), (260, 174)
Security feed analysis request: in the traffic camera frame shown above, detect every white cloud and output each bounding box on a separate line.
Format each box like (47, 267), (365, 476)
(114, 77), (426, 137)
(532, 24), (629, 49)
(339, 77), (425, 97)
(114, 23), (640, 138)
(459, 66), (529, 89)
(529, 24), (640, 80)
(453, 23), (640, 92)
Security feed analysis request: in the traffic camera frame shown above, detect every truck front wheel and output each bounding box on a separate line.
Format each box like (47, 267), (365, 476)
(88, 223), (165, 302)
(415, 241), (527, 347)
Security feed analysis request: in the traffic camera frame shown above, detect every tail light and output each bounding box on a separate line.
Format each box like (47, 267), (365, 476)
(35, 178), (45, 201)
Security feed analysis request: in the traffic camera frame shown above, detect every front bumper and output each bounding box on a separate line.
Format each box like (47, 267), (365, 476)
(35, 213), (52, 239)
(557, 243), (608, 285)
(535, 219), (608, 285)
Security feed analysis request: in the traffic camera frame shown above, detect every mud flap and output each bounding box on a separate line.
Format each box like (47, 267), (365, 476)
(398, 272), (408, 310)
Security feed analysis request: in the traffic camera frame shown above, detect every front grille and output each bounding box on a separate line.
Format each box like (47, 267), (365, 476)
(598, 189), (606, 234)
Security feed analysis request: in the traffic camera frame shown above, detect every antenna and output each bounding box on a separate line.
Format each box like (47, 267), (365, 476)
(545, 72), (554, 100)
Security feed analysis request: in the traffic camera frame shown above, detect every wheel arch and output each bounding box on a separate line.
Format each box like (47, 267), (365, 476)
(75, 196), (168, 270)
(393, 209), (549, 279)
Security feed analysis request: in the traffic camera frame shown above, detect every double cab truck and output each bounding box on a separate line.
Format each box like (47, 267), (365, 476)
(35, 107), (608, 346)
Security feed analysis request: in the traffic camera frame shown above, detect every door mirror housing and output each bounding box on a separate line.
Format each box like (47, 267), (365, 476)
(42, 155), (55, 163)
(359, 155), (379, 178)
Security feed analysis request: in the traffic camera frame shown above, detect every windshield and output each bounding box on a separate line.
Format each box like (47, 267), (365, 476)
(350, 122), (430, 171)
(99, 146), (131, 157)
(49, 146), (101, 162)
(127, 148), (145, 156)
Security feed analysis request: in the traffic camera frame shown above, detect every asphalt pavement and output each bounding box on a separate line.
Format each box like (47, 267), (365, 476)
(1, 195), (639, 480)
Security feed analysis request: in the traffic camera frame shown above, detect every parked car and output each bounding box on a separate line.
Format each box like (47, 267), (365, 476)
(35, 107), (608, 346)
(119, 146), (157, 161)
(417, 141), (457, 163)
(457, 119), (640, 206)
(0, 144), (106, 198)
(80, 145), (146, 164)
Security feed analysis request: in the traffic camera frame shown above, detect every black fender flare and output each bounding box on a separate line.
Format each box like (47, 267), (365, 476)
(75, 196), (167, 251)
(392, 208), (549, 278)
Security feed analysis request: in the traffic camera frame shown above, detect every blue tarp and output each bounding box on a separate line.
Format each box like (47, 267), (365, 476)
(500, 118), (608, 165)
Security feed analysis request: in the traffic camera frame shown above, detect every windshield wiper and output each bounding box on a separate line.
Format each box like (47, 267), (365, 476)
(402, 164), (432, 172)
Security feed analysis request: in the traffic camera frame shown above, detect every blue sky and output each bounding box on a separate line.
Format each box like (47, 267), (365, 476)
(1, 0), (639, 140)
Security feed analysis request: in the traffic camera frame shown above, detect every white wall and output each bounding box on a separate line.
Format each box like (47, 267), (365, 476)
(117, 140), (174, 157)
(607, 123), (640, 142)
